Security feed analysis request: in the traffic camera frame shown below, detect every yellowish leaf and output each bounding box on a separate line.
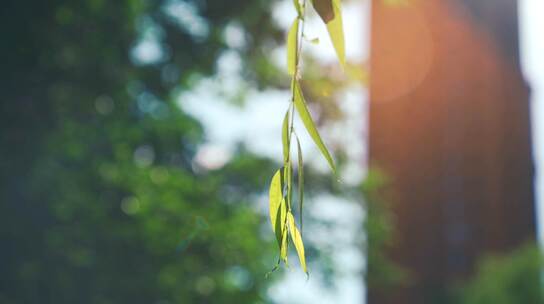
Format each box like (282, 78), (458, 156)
(287, 212), (307, 273)
(269, 170), (287, 251)
(326, 0), (345, 67)
(287, 18), (300, 76)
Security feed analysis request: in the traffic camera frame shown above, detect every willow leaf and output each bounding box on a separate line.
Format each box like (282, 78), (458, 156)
(281, 223), (289, 265)
(327, 0), (345, 67)
(296, 134), (304, 234)
(287, 212), (307, 274)
(293, 81), (336, 173)
(287, 18), (300, 76)
(269, 170), (287, 251)
(283, 162), (293, 211)
(282, 109), (290, 163)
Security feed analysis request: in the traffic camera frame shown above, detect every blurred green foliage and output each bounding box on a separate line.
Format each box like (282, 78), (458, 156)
(460, 244), (544, 304)
(362, 169), (544, 304)
(0, 0), (287, 303)
(361, 168), (406, 291)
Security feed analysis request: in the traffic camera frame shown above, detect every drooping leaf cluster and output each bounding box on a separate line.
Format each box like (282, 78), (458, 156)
(268, 0), (346, 274)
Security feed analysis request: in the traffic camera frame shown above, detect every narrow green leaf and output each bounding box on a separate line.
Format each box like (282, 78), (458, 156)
(282, 109), (290, 163)
(269, 170), (287, 251)
(283, 162), (293, 211)
(287, 17), (300, 76)
(326, 0), (345, 67)
(287, 212), (307, 274)
(293, 81), (336, 173)
(311, 0), (345, 67)
(281, 223), (289, 265)
(295, 134), (304, 234)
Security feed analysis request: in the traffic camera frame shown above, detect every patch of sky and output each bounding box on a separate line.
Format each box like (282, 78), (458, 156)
(162, 0), (209, 40)
(131, 16), (169, 65)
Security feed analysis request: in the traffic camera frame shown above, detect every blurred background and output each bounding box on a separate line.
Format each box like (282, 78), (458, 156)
(1, 0), (543, 303)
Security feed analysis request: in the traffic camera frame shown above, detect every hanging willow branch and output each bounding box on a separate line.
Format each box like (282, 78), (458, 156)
(268, 0), (345, 275)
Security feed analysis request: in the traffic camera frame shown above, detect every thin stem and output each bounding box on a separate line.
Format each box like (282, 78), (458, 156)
(290, 0), (306, 135)
(296, 0), (307, 77)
